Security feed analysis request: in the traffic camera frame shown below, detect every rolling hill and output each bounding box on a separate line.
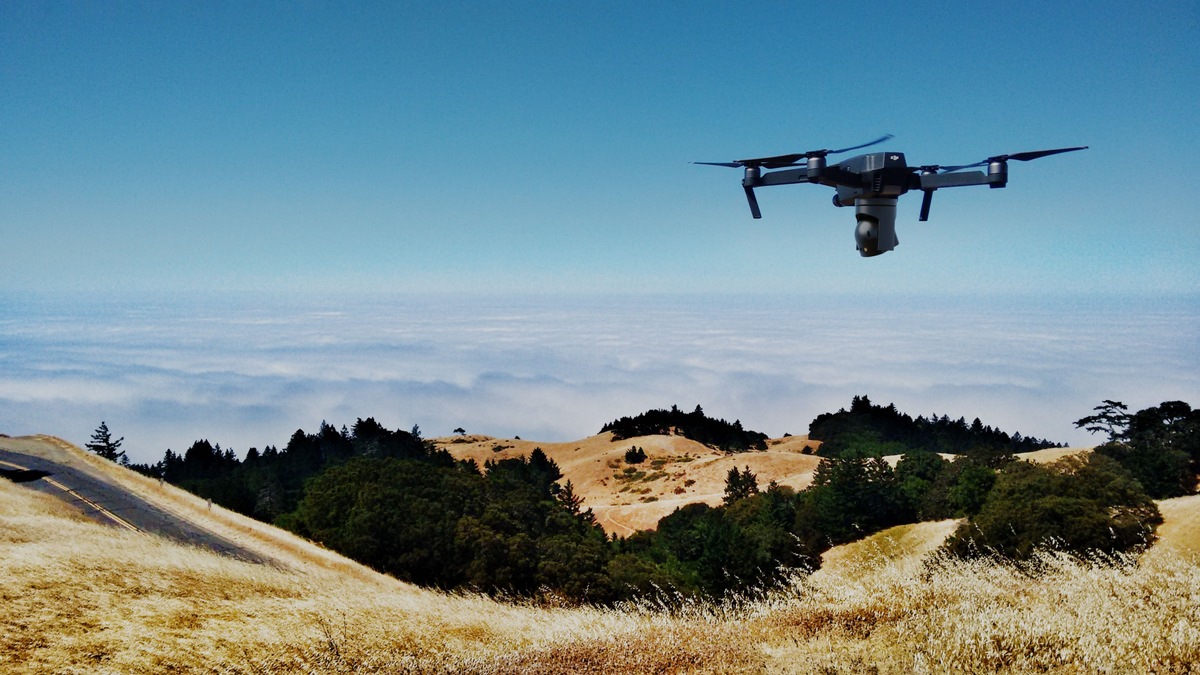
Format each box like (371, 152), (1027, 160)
(434, 432), (1091, 534)
(2, 433), (1199, 672)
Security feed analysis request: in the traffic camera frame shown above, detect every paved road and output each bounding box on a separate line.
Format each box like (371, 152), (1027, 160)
(0, 437), (270, 564)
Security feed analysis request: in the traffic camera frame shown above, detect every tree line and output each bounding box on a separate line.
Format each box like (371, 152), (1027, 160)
(109, 397), (1197, 605)
(601, 404), (768, 451)
(808, 394), (1063, 459)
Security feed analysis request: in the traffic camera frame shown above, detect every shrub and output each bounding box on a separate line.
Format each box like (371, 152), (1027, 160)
(945, 453), (1161, 560)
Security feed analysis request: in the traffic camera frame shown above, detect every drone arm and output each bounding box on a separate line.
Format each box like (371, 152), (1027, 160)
(738, 168), (810, 218)
(917, 170), (991, 189)
(913, 170), (996, 222)
(756, 167), (812, 187)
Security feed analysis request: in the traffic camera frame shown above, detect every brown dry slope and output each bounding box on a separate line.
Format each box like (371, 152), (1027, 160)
(4, 433), (1200, 673)
(0, 435), (763, 674)
(1153, 493), (1200, 558)
(436, 432), (822, 534)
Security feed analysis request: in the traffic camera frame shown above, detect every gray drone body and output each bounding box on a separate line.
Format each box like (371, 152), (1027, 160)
(696, 137), (1087, 257)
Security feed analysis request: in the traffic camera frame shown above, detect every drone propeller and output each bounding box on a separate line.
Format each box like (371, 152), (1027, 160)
(692, 153), (808, 170)
(821, 134), (896, 157)
(938, 145), (1089, 172)
(692, 134), (894, 170)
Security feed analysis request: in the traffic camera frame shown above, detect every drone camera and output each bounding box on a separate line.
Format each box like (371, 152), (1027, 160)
(854, 198), (898, 257)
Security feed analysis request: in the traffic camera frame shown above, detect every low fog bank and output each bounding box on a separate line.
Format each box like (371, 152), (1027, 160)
(2, 291), (1195, 464)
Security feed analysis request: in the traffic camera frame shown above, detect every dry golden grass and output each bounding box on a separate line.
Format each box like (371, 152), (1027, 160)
(1019, 446), (1092, 464)
(5, 435), (1200, 673)
(0, 475), (764, 674)
(812, 519), (963, 582)
(1153, 494), (1200, 558)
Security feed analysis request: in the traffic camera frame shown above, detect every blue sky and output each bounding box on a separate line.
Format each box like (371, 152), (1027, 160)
(2, 1), (1197, 295)
(1, 3), (1198, 461)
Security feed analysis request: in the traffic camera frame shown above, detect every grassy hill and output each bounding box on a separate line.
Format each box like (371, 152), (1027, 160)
(434, 432), (1091, 535)
(4, 435), (1199, 672)
(434, 432), (820, 534)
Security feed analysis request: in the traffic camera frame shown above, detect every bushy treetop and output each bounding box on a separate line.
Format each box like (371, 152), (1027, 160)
(600, 404), (768, 452)
(809, 394), (1061, 459)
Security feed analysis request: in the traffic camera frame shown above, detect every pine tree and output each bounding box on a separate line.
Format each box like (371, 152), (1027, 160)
(723, 466), (759, 504)
(86, 421), (125, 463)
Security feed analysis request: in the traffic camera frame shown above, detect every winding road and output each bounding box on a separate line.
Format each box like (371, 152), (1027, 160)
(0, 435), (270, 564)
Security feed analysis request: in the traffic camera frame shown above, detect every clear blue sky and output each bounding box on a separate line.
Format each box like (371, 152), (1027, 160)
(3, 1), (1197, 297)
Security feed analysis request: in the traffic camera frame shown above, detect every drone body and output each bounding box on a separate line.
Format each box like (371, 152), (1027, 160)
(696, 137), (1087, 256)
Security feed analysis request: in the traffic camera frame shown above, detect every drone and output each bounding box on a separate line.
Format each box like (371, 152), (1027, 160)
(695, 136), (1087, 256)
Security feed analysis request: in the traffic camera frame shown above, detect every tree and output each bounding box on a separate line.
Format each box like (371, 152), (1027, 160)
(1080, 400), (1198, 499)
(894, 449), (948, 520)
(798, 456), (904, 546)
(556, 480), (591, 522)
(86, 421), (125, 463)
(1075, 400), (1131, 440)
(945, 454), (1162, 560)
(599, 405), (768, 451)
(723, 466), (759, 505)
(454, 427), (466, 436)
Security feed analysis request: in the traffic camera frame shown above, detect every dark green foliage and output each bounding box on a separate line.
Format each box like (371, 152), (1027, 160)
(163, 440), (256, 513)
(1078, 400), (1199, 499)
(942, 458), (998, 516)
(809, 395), (1058, 459)
(295, 457), (485, 587)
(86, 421), (125, 463)
(601, 404), (768, 452)
(293, 449), (614, 602)
(1075, 399), (1131, 437)
(624, 446), (647, 464)
(603, 481), (820, 600)
(945, 453), (1162, 560)
(910, 456), (999, 520)
(142, 418), (439, 521)
(722, 466), (759, 505)
(893, 449), (947, 520)
(794, 456), (906, 547)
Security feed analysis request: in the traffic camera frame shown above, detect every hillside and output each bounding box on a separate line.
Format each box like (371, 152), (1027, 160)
(436, 432), (820, 534)
(3, 434), (1199, 673)
(435, 432), (1090, 534)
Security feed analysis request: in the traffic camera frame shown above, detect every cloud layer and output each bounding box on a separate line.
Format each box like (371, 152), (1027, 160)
(2, 292), (1196, 464)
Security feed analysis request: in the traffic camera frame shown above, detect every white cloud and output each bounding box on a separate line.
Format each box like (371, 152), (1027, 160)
(1, 292), (1196, 464)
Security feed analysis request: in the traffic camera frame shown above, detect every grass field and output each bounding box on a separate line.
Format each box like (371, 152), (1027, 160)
(3, 437), (1199, 673)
